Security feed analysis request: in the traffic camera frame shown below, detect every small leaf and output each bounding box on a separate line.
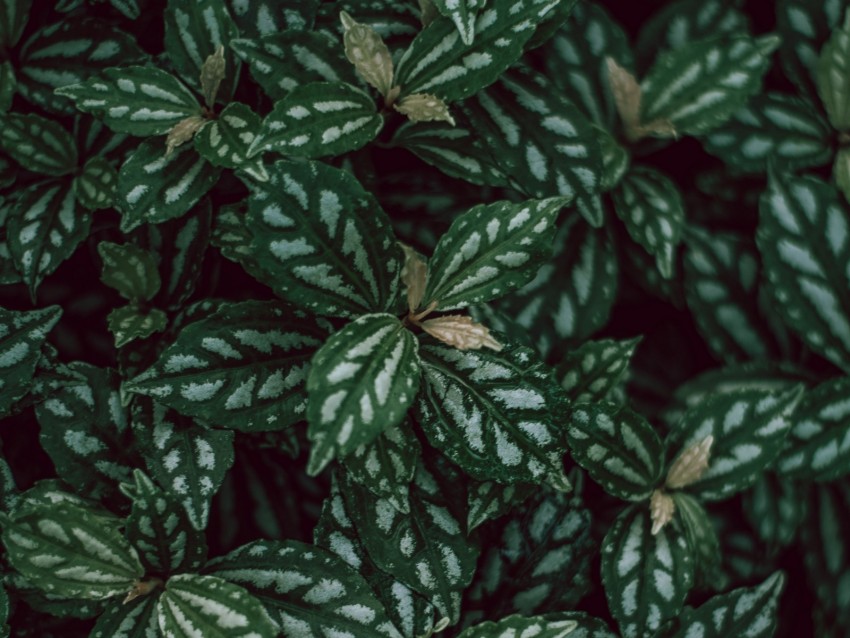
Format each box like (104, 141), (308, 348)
(165, 115), (207, 156)
(457, 615), (577, 638)
(107, 306), (168, 348)
(556, 338), (640, 403)
(194, 102), (268, 181)
(466, 480), (533, 533)
(671, 492), (722, 589)
(401, 243), (428, 313)
(98, 241), (161, 303)
(818, 10), (850, 131)
(341, 10), (395, 98)
(420, 315), (501, 351)
(0, 113), (77, 176)
(394, 93), (454, 125)
(74, 156), (118, 210)
(200, 45), (226, 109)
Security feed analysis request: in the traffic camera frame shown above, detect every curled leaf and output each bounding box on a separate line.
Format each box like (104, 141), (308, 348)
(394, 93), (455, 125)
(420, 315), (502, 351)
(340, 11), (395, 99)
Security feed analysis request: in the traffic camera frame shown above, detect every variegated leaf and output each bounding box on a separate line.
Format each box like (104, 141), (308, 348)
(416, 340), (570, 490)
(432, 0), (485, 46)
(98, 241), (161, 303)
(0, 113), (77, 176)
(230, 0), (319, 37)
(601, 504), (694, 638)
(671, 492), (722, 588)
(250, 81), (382, 159)
(818, 9), (850, 131)
(306, 313), (421, 475)
(422, 197), (565, 311)
(394, 0), (561, 103)
(107, 306), (168, 348)
(0, 0), (31, 49)
(641, 35), (780, 135)
(90, 594), (160, 638)
(458, 615), (577, 638)
(466, 480), (533, 532)
(194, 102), (267, 180)
(211, 201), (274, 285)
(557, 338), (639, 403)
(127, 301), (325, 432)
(757, 169), (850, 371)
(157, 574), (277, 638)
(245, 159), (404, 317)
(56, 66), (201, 136)
(666, 386), (803, 501)
(742, 473), (806, 549)
(117, 137), (221, 232)
(74, 156), (117, 210)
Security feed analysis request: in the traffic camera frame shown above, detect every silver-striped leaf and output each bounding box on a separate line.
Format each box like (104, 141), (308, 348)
(306, 313), (421, 475)
(466, 480), (534, 533)
(56, 66), (201, 136)
(229, 0), (319, 37)
(249, 81), (382, 159)
(668, 572), (784, 638)
(776, 377), (850, 481)
(568, 402), (664, 501)
(0, 197), (17, 286)
(245, 159), (404, 317)
(601, 504), (694, 638)
(557, 338), (639, 404)
(107, 306), (168, 348)
(742, 473), (806, 549)
(818, 9), (850, 131)
(90, 593), (160, 638)
(432, 0), (485, 46)
(0, 0), (31, 49)
(157, 574), (277, 638)
(74, 156), (118, 210)
(193, 102), (267, 180)
(7, 180), (90, 295)
(126, 300), (325, 432)
(457, 615), (578, 638)
(416, 340), (571, 491)
(612, 166), (684, 279)
(117, 137), (221, 232)
(641, 35), (780, 135)
(703, 93), (833, 173)
(393, 0), (561, 103)
(671, 492), (722, 588)
(98, 241), (161, 303)
(666, 386), (803, 501)
(757, 169), (850, 371)
(422, 196), (566, 311)
(231, 30), (357, 101)
(0, 113), (77, 176)
(205, 539), (404, 638)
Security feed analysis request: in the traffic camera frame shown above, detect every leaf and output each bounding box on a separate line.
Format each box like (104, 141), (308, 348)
(98, 241), (161, 303)
(74, 156), (118, 210)
(117, 137), (221, 232)
(600, 504), (694, 638)
(306, 313), (421, 475)
(432, 0), (486, 46)
(612, 166), (685, 279)
(0, 305), (61, 417)
(416, 340), (571, 490)
(394, 93), (455, 125)
(0, 61), (13, 112)
(341, 10), (395, 98)
(107, 306), (168, 348)
(157, 574), (277, 638)
(230, 0), (319, 37)
(90, 594), (160, 638)
(0, 113), (77, 176)
(818, 10), (850, 131)
(668, 572), (784, 638)
(249, 81), (383, 159)
(422, 197), (565, 311)
(394, 0), (562, 103)
(0, 0), (32, 49)
(641, 35), (780, 135)
(7, 180), (90, 295)
(56, 66), (201, 136)
(127, 301), (325, 432)
(460, 67), (602, 204)
(665, 386), (803, 501)
(2, 494), (143, 600)
(757, 169), (850, 371)
(245, 159), (404, 317)
(458, 615), (578, 638)
(703, 93), (833, 173)
(557, 338), (640, 403)
(671, 492), (722, 589)
(132, 400), (235, 529)
(466, 480), (533, 532)
(742, 473), (806, 549)
(193, 102), (268, 180)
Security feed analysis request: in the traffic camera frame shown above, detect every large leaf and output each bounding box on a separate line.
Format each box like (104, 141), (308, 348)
(416, 340), (571, 490)
(601, 505), (694, 638)
(817, 10), (850, 131)
(245, 159), (404, 317)
(0, 113), (77, 176)
(306, 313), (421, 475)
(458, 615), (578, 638)
(193, 102), (267, 180)
(757, 170), (850, 371)
(422, 197), (566, 311)
(90, 594), (160, 638)
(127, 301), (324, 432)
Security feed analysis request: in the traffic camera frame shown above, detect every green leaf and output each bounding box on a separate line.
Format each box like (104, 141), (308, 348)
(306, 313), (420, 475)
(567, 402), (664, 501)
(416, 340), (571, 490)
(466, 480), (533, 533)
(0, 61), (13, 112)
(7, 180), (90, 296)
(641, 35), (780, 135)
(601, 504), (694, 638)
(432, 0), (485, 46)
(126, 300), (325, 432)
(17, 18), (146, 114)
(776, 377), (850, 481)
(460, 67), (602, 204)
(818, 10), (850, 131)
(90, 594), (160, 638)
(107, 306), (168, 348)
(0, 454), (17, 511)
(742, 473), (806, 549)
(557, 338), (640, 404)
(612, 166), (685, 279)
(157, 574), (277, 638)
(193, 102), (268, 180)
(671, 492), (722, 589)
(2, 494), (143, 600)
(231, 30), (357, 101)
(458, 615), (578, 638)
(0, 305), (61, 417)
(249, 81), (382, 159)
(422, 197), (565, 311)
(668, 572), (784, 638)
(132, 400), (235, 529)
(835, 146), (850, 206)
(0, 113), (77, 176)
(394, 0), (561, 103)
(74, 156), (118, 210)
(245, 159), (404, 317)
(0, 0), (31, 49)
(56, 66), (201, 136)
(98, 241), (161, 303)
(230, 0), (319, 36)
(117, 137), (221, 232)
(0, 584), (8, 638)
(666, 386), (803, 501)
(757, 170), (850, 371)
(703, 93), (834, 173)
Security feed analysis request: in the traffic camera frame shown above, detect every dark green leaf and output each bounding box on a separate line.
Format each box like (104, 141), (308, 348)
(98, 241), (161, 302)
(0, 113), (77, 176)
(0, 0), (32, 49)
(194, 102), (267, 180)
(557, 338), (639, 403)
(457, 615), (578, 638)
(90, 594), (160, 638)
(74, 156), (118, 210)
(107, 306), (168, 348)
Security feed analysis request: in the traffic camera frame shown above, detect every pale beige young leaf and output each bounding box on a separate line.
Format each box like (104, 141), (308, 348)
(394, 93), (455, 125)
(165, 115), (206, 156)
(650, 489), (676, 535)
(340, 11), (395, 99)
(400, 242), (428, 313)
(666, 435), (714, 489)
(200, 45), (226, 109)
(607, 57), (676, 142)
(420, 315), (502, 351)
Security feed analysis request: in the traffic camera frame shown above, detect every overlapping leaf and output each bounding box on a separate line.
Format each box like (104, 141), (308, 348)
(817, 10), (850, 131)
(230, 0), (319, 37)
(0, 113), (77, 176)
(194, 102), (267, 180)
(90, 594), (160, 638)
(557, 338), (639, 403)
(74, 156), (118, 210)
(98, 242), (160, 303)
(742, 473), (806, 549)
(672, 492), (722, 588)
